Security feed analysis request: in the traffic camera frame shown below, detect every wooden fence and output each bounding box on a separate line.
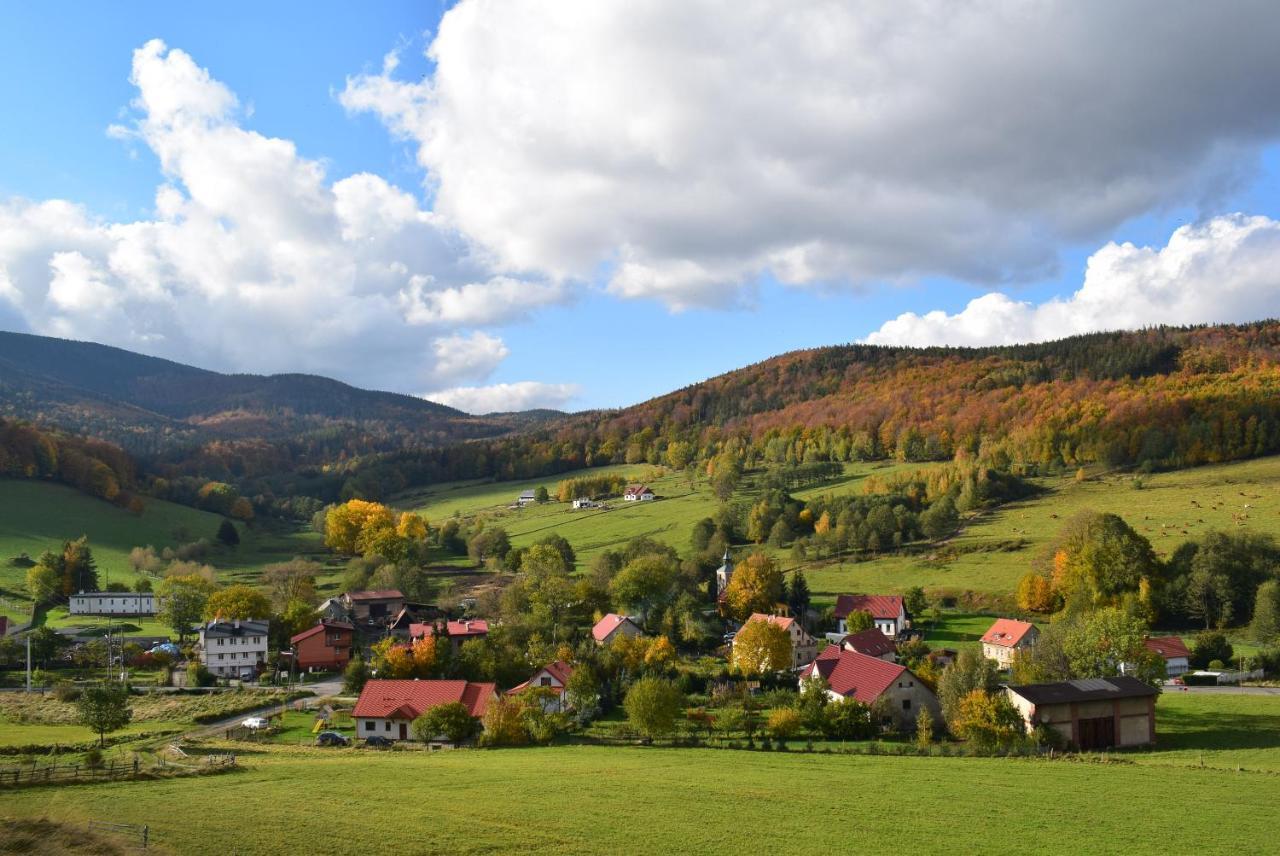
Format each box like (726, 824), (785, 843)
(0, 753), (236, 788)
(88, 820), (150, 849)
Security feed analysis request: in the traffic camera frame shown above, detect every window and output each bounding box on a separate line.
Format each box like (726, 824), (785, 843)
(384, 722), (391, 732)
(218, 654), (224, 661)
(902, 700), (911, 711)
(540, 677), (552, 687)
(365, 721), (375, 732)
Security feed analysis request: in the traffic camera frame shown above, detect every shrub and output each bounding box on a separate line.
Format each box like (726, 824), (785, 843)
(414, 702), (480, 746)
(52, 682), (81, 703)
(767, 707), (802, 741)
(84, 748), (104, 769)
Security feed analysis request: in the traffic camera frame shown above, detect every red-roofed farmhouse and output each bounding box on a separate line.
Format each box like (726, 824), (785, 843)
(833, 594), (907, 638)
(290, 620), (354, 671)
(800, 647), (940, 731)
(1144, 636), (1191, 677)
(353, 679), (497, 742)
(980, 618), (1039, 667)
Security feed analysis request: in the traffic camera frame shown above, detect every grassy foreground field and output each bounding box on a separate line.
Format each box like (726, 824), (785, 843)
(3, 740), (1278, 855)
(803, 456), (1280, 603)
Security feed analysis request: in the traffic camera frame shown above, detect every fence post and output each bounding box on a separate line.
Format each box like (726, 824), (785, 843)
(143, 825), (149, 849)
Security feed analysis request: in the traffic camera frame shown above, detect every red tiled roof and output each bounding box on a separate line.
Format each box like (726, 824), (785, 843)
(745, 613), (796, 632)
(1145, 636), (1191, 660)
(833, 594), (903, 621)
(410, 619), (491, 640)
(507, 661), (574, 696)
(352, 680), (495, 719)
(800, 647), (907, 704)
(623, 484), (653, 496)
(289, 620), (354, 645)
(980, 619), (1037, 648)
(346, 590), (405, 601)
(592, 613), (637, 642)
(840, 628), (897, 658)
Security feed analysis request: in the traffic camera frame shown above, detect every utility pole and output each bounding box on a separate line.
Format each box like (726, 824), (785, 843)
(25, 631), (32, 692)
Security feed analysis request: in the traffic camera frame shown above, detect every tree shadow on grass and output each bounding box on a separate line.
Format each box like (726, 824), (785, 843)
(1155, 705), (1280, 752)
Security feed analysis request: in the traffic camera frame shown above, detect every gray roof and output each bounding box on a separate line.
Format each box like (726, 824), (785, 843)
(202, 619), (269, 638)
(1005, 676), (1158, 706)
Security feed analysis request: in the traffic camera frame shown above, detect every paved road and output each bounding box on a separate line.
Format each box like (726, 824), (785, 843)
(1165, 684), (1280, 696)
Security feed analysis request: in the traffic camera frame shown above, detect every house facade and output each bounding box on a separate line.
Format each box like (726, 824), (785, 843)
(571, 498), (597, 509)
(980, 619), (1039, 668)
(623, 484), (655, 502)
(517, 489), (537, 507)
(69, 591), (156, 616)
(342, 590), (406, 623)
(739, 613), (817, 670)
(800, 646), (940, 731)
(353, 679), (496, 742)
(507, 661), (574, 712)
(592, 613), (643, 645)
(834, 594), (907, 639)
(290, 620), (354, 671)
(1144, 637), (1191, 677)
(199, 619), (269, 679)
(1004, 677), (1158, 750)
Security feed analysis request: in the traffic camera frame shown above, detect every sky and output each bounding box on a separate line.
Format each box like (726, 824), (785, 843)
(2, 1), (1280, 414)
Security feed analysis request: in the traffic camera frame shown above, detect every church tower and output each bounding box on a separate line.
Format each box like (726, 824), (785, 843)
(715, 549), (734, 599)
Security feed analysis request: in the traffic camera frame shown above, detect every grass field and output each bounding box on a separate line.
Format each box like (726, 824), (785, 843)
(2, 738), (1277, 855)
(1135, 691), (1280, 772)
(802, 456), (1280, 603)
(0, 479), (325, 622)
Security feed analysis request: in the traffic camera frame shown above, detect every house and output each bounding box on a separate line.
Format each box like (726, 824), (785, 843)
(69, 591), (156, 616)
(715, 550), (734, 602)
(592, 613), (644, 646)
(317, 597), (351, 622)
(833, 594), (907, 639)
(839, 628), (898, 662)
(353, 679), (497, 742)
(1144, 636), (1192, 678)
(571, 498), (597, 510)
(517, 489), (537, 507)
(409, 619), (490, 652)
(927, 648), (959, 669)
(290, 620), (354, 671)
(739, 613), (817, 670)
(980, 619), (1039, 668)
(623, 484), (655, 502)
(342, 590), (406, 623)
(198, 619), (269, 679)
(506, 660), (574, 712)
(386, 607), (417, 640)
(800, 647), (941, 731)
(1004, 676), (1158, 750)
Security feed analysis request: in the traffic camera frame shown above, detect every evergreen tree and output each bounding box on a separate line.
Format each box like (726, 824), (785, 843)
(216, 519), (241, 546)
(786, 571), (811, 626)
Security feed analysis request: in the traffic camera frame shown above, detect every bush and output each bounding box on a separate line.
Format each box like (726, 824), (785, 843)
(767, 707), (802, 741)
(1180, 672), (1219, 686)
(84, 748), (104, 769)
(52, 682), (81, 703)
(1207, 659), (1226, 670)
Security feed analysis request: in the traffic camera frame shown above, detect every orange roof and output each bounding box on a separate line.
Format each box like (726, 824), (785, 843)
(1145, 636), (1191, 660)
(591, 613), (638, 642)
(833, 594), (903, 621)
(745, 613), (796, 632)
(980, 618), (1037, 648)
(800, 647), (907, 704)
(410, 619), (490, 640)
(352, 679), (495, 719)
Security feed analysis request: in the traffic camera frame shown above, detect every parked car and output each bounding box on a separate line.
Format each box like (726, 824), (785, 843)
(316, 731), (350, 747)
(364, 735), (394, 749)
(242, 716), (269, 731)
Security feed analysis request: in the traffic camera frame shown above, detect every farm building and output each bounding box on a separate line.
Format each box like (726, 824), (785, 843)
(1144, 637), (1191, 677)
(342, 590), (406, 623)
(592, 613), (643, 646)
(980, 618), (1039, 667)
(739, 613), (817, 669)
(571, 498), (597, 509)
(290, 620), (354, 671)
(69, 591), (156, 616)
(199, 619), (269, 679)
(507, 661), (574, 712)
(800, 647), (940, 731)
(1004, 677), (1158, 750)
(839, 628), (897, 661)
(353, 679), (497, 743)
(517, 489), (537, 506)
(623, 484), (655, 502)
(834, 594), (907, 639)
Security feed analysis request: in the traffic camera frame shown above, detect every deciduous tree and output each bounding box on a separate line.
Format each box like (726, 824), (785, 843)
(203, 584), (271, 621)
(722, 553), (783, 622)
(623, 677), (685, 742)
(77, 683), (133, 747)
(730, 619), (793, 676)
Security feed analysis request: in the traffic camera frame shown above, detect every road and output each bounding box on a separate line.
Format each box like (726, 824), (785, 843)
(1165, 683), (1280, 696)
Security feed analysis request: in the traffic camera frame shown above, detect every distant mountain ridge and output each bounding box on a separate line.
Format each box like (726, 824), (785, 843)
(0, 331), (562, 457)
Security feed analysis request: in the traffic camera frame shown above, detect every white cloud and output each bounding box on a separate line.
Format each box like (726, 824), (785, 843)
(0, 39), (570, 395)
(424, 381), (581, 414)
(864, 214), (1280, 347)
(341, 0), (1280, 309)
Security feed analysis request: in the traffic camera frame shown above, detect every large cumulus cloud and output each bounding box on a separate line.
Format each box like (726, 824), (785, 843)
(342, 0), (1280, 309)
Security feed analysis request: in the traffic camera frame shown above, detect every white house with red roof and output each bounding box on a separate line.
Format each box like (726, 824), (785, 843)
(839, 627), (898, 662)
(1144, 636), (1191, 677)
(834, 594), (907, 639)
(623, 484), (655, 502)
(409, 619), (490, 652)
(507, 661), (574, 712)
(353, 679), (497, 742)
(738, 613), (817, 669)
(592, 613), (644, 645)
(980, 618), (1039, 668)
(800, 647), (940, 731)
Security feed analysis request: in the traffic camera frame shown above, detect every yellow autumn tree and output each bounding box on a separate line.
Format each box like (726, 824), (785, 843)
(723, 553), (784, 621)
(730, 618), (793, 676)
(396, 512), (429, 541)
(814, 511), (832, 536)
(1016, 572), (1058, 613)
(324, 500), (395, 555)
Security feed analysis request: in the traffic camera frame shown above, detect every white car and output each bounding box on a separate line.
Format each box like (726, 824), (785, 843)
(242, 716), (269, 731)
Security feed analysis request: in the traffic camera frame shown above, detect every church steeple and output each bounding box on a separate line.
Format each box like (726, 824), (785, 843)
(715, 548), (734, 598)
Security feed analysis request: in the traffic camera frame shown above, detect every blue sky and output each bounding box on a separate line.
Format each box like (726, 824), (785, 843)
(2, 2), (1279, 412)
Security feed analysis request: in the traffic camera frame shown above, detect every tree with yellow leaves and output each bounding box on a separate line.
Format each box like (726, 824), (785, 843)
(203, 584), (271, 621)
(324, 499), (394, 555)
(1016, 572), (1058, 613)
(723, 552), (784, 621)
(396, 512), (429, 541)
(730, 618), (792, 676)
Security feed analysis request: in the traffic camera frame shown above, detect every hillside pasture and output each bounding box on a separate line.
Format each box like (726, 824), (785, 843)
(801, 456), (1280, 603)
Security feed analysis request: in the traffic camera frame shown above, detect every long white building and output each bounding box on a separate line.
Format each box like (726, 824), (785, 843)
(69, 591), (157, 616)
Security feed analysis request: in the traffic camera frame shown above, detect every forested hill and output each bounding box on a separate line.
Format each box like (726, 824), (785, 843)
(0, 331), (551, 459)
(346, 321), (1280, 496)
